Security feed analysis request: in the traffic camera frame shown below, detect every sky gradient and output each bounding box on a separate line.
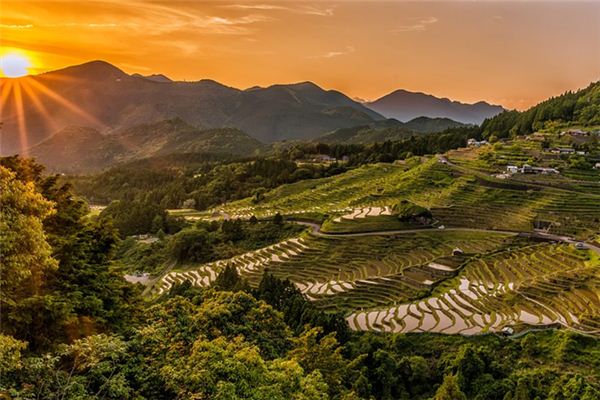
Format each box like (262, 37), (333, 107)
(1, 1), (599, 109)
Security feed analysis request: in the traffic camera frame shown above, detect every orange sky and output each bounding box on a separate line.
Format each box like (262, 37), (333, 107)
(1, 1), (599, 109)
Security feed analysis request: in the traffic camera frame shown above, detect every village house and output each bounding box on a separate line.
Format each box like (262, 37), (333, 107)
(507, 165), (559, 175)
(506, 165), (519, 174)
(310, 154), (337, 163)
(467, 138), (489, 147)
(560, 129), (586, 136)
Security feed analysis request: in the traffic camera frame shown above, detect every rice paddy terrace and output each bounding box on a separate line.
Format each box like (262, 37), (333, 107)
(208, 155), (600, 239)
(155, 151), (600, 336)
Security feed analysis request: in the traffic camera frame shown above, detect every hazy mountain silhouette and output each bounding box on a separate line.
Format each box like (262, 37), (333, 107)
(0, 60), (383, 154)
(27, 118), (265, 173)
(366, 89), (504, 124)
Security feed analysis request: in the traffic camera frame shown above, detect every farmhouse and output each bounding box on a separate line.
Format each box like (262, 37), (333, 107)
(507, 165), (559, 175)
(549, 147), (575, 155)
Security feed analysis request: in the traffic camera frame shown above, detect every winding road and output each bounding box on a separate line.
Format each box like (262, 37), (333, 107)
(291, 220), (600, 256)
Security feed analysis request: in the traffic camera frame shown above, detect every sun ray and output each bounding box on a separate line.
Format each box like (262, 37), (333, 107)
(26, 77), (103, 127)
(0, 81), (14, 152)
(20, 78), (60, 133)
(11, 81), (29, 154)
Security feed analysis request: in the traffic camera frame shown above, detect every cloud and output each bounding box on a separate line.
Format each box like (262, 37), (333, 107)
(0, 24), (34, 29)
(223, 4), (334, 16)
(300, 6), (335, 17)
(16, 14), (270, 36)
(309, 46), (355, 59)
(87, 23), (119, 28)
(392, 17), (438, 33)
(223, 4), (288, 11)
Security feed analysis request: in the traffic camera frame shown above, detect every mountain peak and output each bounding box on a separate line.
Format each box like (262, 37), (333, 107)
(46, 60), (129, 80)
(367, 89), (504, 125)
(131, 73), (172, 83)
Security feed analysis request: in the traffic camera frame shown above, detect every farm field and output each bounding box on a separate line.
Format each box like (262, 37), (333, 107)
(349, 242), (600, 335)
(152, 224), (600, 336)
(155, 145), (600, 337)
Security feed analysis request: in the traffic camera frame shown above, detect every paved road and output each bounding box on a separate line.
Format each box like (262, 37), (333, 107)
(292, 220), (600, 256)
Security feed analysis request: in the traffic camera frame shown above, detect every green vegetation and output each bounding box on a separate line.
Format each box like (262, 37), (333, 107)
(482, 81), (600, 138)
(71, 156), (347, 211)
(321, 214), (416, 234)
(115, 217), (305, 275)
(3, 151), (600, 399)
(215, 155), (600, 239)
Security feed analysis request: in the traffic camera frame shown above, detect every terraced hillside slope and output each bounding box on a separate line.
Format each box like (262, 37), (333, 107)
(207, 154), (600, 239)
(152, 144), (600, 337)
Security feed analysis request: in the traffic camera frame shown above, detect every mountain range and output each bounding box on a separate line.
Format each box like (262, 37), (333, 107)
(1, 60), (505, 156)
(0, 61), (382, 154)
(366, 89), (504, 124)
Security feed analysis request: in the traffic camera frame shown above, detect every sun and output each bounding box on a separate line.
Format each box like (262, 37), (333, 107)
(0, 53), (32, 78)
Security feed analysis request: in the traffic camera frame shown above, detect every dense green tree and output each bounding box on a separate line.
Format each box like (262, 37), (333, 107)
(434, 374), (467, 400)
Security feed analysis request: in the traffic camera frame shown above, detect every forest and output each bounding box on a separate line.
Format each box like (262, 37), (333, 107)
(482, 81), (600, 139)
(2, 156), (599, 399)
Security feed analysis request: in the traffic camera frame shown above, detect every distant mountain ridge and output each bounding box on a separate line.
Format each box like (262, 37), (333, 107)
(366, 89), (504, 125)
(0, 60), (383, 154)
(28, 118), (265, 173)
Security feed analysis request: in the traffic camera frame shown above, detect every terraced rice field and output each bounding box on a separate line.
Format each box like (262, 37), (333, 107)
(348, 243), (600, 335)
(153, 230), (513, 309)
(320, 206), (420, 233)
(156, 151), (600, 337)
(205, 158), (600, 239)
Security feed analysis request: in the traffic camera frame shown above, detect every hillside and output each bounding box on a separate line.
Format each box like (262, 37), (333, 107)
(0, 61), (383, 154)
(27, 126), (126, 173)
(366, 89), (504, 124)
(318, 120), (415, 144)
(28, 118), (265, 172)
(482, 81), (600, 138)
(156, 137), (600, 337)
(403, 116), (469, 133)
(319, 117), (466, 144)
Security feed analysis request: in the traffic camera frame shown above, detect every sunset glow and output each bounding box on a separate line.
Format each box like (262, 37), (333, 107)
(1, 1), (599, 109)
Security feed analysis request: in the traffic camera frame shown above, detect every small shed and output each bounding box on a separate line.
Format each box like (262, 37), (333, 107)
(452, 247), (464, 255)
